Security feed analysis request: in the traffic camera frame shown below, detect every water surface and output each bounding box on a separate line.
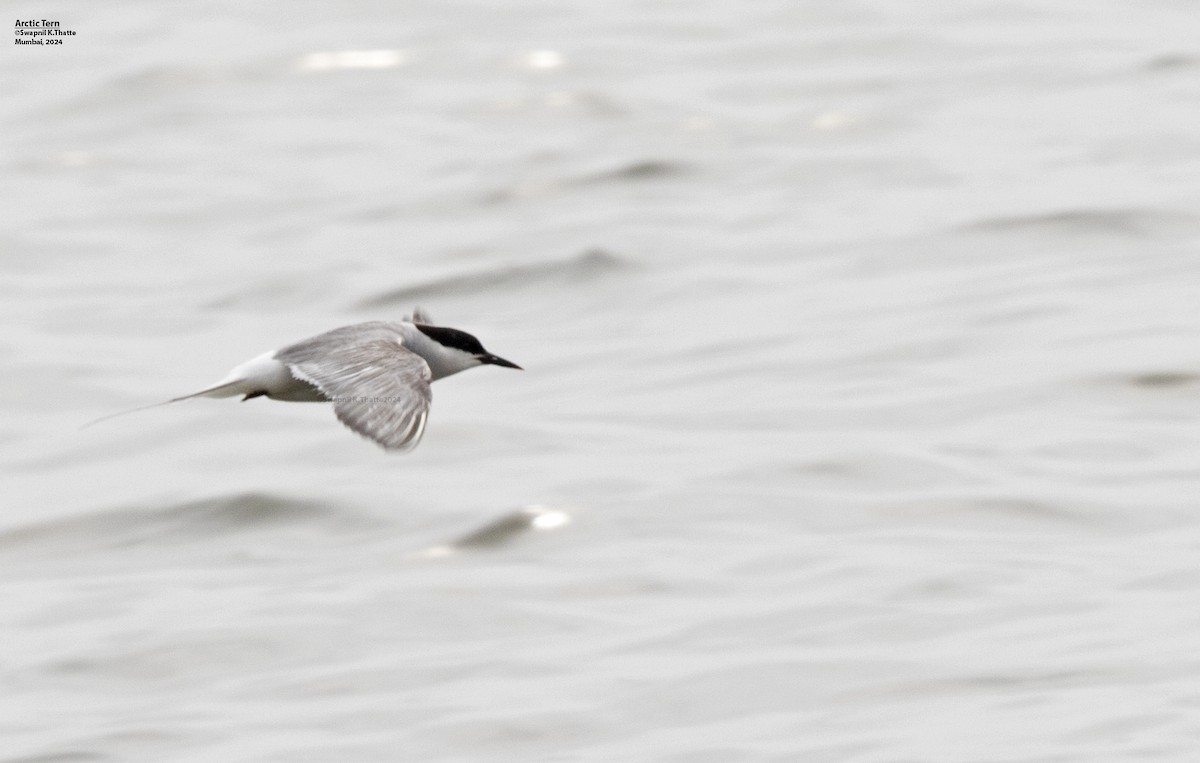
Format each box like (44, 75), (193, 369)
(3, 1), (1200, 761)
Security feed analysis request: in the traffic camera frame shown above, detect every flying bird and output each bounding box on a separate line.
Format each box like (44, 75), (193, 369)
(87, 309), (521, 451)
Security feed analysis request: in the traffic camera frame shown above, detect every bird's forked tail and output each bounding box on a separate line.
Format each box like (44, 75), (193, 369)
(80, 379), (246, 430)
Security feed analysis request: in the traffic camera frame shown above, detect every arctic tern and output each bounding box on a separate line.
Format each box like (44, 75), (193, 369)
(87, 309), (521, 451)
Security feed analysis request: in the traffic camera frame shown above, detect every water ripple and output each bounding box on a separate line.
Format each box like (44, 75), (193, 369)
(356, 249), (627, 308)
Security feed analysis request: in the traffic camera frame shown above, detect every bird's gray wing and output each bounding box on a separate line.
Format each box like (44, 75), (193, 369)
(276, 332), (432, 452)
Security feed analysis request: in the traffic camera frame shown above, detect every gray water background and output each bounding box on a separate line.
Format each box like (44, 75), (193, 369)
(3, 1), (1200, 760)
